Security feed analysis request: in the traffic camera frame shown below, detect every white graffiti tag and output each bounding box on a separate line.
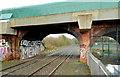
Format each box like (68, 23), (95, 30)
(20, 40), (45, 60)
(0, 39), (11, 61)
(80, 48), (86, 58)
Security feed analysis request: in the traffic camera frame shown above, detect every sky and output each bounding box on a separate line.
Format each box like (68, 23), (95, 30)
(0, 0), (119, 39)
(47, 33), (75, 39)
(0, 0), (65, 11)
(0, 0), (119, 11)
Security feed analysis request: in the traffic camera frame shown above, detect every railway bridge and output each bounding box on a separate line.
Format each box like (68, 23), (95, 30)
(0, 2), (120, 63)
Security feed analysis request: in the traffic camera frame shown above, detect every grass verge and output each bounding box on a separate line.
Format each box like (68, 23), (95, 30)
(41, 47), (60, 54)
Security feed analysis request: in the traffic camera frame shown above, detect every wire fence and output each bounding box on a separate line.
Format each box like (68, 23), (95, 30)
(0, 61), (1, 77)
(87, 51), (114, 76)
(90, 26), (120, 65)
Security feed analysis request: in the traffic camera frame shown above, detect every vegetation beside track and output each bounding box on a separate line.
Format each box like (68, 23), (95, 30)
(41, 47), (60, 54)
(42, 35), (79, 54)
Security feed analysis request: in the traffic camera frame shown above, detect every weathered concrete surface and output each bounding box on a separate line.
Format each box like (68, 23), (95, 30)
(0, 22), (16, 35)
(9, 8), (118, 27)
(78, 14), (93, 29)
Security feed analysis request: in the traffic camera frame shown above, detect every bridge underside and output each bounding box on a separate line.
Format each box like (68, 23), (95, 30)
(0, 20), (120, 63)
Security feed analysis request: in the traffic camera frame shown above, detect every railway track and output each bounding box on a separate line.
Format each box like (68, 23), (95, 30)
(1, 45), (74, 76)
(1, 48), (65, 73)
(28, 52), (72, 77)
(1, 52), (68, 76)
(48, 55), (70, 77)
(0, 56), (38, 72)
(1, 55), (49, 76)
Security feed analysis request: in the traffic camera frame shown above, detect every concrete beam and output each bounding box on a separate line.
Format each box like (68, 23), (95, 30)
(0, 22), (17, 35)
(78, 14), (93, 29)
(10, 7), (118, 28)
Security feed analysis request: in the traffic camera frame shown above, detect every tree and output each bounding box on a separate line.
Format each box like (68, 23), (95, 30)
(43, 35), (72, 49)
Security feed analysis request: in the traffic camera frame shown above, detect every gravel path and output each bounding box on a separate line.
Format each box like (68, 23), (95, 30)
(55, 56), (90, 75)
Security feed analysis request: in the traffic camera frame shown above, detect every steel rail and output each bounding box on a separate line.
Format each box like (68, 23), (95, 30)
(48, 51), (72, 76)
(2, 50), (65, 76)
(2, 59), (40, 77)
(0, 56), (39, 72)
(28, 54), (63, 77)
(48, 55), (71, 76)
(28, 51), (72, 77)
(2, 55), (46, 76)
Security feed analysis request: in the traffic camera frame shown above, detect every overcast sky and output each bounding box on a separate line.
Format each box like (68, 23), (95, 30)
(47, 33), (75, 39)
(0, 0), (66, 11)
(0, 0), (118, 11)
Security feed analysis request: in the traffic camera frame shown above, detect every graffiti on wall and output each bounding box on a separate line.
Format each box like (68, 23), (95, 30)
(20, 40), (45, 60)
(0, 39), (11, 61)
(80, 48), (86, 58)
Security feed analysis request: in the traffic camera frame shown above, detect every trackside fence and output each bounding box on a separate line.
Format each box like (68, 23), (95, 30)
(87, 51), (114, 76)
